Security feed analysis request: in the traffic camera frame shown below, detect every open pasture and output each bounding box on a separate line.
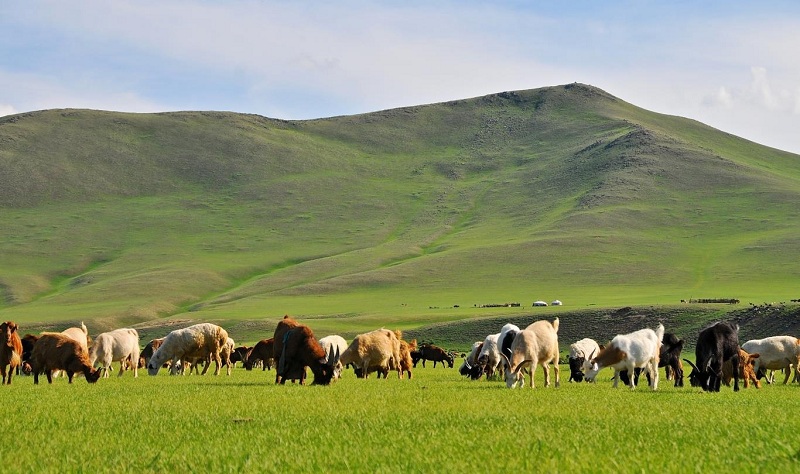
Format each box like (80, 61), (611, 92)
(2, 363), (799, 472)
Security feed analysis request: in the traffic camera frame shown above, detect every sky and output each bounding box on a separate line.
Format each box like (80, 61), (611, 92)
(2, 1), (799, 154)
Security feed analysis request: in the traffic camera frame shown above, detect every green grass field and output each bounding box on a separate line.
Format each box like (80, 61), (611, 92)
(2, 363), (798, 473)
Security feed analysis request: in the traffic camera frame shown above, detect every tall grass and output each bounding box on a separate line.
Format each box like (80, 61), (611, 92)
(2, 364), (799, 473)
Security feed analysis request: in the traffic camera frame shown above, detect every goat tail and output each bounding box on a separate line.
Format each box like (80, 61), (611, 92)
(655, 323), (665, 342)
(552, 318), (560, 333)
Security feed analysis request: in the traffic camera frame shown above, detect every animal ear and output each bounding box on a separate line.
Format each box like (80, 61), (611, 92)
(599, 345), (605, 350)
(750, 353), (760, 359)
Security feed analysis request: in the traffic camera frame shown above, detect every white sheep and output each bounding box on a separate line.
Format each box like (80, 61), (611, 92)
(147, 323), (229, 376)
(89, 328), (141, 378)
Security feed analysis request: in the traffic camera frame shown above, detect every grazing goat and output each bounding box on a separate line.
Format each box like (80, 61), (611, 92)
(244, 338), (274, 371)
(31, 333), (101, 384)
(722, 349), (761, 389)
(0, 321), (23, 385)
(397, 335), (416, 380)
(742, 336), (800, 385)
(147, 323), (229, 376)
(61, 322), (90, 353)
(583, 323), (664, 390)
(568, 338), (601, 383)
(690, 321), (740, 392)
(498, 324), (521, 373)
(619, 332), (685, 388)
(230, 346), (251, 367)
(139, 338), (165, 369)
(460, 341), (484, 379)
(476, 333), (502, 379)
(504, 318), (560, 389)
(274, 319), (338, 385)
(417, 343), (454, 368)
(339, 328), (401, 379)
(319, 335), (349, 380)
(89, 328), (141, 378)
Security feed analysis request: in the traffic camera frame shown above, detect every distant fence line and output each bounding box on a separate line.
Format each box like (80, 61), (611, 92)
(681, 298), (740, 304)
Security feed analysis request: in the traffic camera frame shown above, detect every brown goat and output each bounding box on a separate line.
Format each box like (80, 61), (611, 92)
(397, 333), (415, 380)
(244, 339), (274, 371)
(0, 321), (23, 385)
(723, 348), (761, 389)
(31, 333), (102, 384)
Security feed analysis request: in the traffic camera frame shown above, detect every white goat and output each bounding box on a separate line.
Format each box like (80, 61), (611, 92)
(477, 333), (502, 379)
(583, 323), (665, 391)
(89, 328), (141, 378)
(568, 338), (601, 383)
(742, 336), (800, 384)
(319, 335), (348, 379)
(503, 318), (560, 389)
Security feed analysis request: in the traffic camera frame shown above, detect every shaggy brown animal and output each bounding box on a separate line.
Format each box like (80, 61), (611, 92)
(396, 332), (415, 380)
(273, 317), (337, 385)
(0, 321), (23, 385)
(31, 333), (101, 384)
(723, 348), (761, 389)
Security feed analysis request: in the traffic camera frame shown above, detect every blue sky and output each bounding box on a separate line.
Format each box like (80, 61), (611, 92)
(2, 1), (799, 153)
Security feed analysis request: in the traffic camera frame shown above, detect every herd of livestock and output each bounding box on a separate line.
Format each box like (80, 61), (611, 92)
(1, 315), (799, 392)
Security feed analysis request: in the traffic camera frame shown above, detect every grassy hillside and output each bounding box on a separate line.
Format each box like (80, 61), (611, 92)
(1, 83), (799, 334)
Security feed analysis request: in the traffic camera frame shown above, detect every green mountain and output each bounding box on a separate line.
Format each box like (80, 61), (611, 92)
(1, 83), (799, 334)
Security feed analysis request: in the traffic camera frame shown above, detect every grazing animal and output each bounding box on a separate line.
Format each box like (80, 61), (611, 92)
(0, 321), (23, 385)
(20, 334), (38, 372)
(139, 338), (165, 369)
(503, 318), (560, 389)
(460, 341), (485, 379)
(339, 328), (401, 379)
(274, 319), (338, 385)
(418, 343), (454, 368)
(89, 328), (141, 378)
(687, 321), (741, 392)
(722, 349), (761, 389)
(741, 336), (800, 385)
(244, 338), (274, 371)
(230, 346), (251, 367)
(583, 323), (664, 391)
(498, 324), (521, 372)
(619, 333), (685, 388)
(476, 333), (502, 379)
(31, 333), (102, 384)
(61, 322), (90, 353)
(147, 323), (229, 376)
(568, 338), (601, 383)
(319, 335), (349, 380)
(396, 333), (415, 380)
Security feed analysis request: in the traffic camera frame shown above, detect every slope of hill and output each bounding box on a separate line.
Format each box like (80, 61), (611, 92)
(1, 83), (799, 331)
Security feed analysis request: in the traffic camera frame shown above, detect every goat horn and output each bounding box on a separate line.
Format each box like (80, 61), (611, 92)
(683, 358), (699, 371)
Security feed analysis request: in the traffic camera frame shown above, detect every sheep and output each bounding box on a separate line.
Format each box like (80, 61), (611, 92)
(146, 323), (229, 376)
(339, 328), (401, 379)
(503, 318), (560, 389)
(583, 323), (664, 391)
(0, 321), (23, 385)
(31, 333), (102, 384)
(89, 328), (141, 378)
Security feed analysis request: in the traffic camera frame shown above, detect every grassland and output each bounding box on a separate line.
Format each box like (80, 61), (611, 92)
(1, 84), (800, 336)
(2, 363), (799, 473)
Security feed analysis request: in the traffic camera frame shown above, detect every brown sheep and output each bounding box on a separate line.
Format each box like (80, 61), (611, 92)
(31, 333), (101, 384)
(0, 321), (23, 385)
